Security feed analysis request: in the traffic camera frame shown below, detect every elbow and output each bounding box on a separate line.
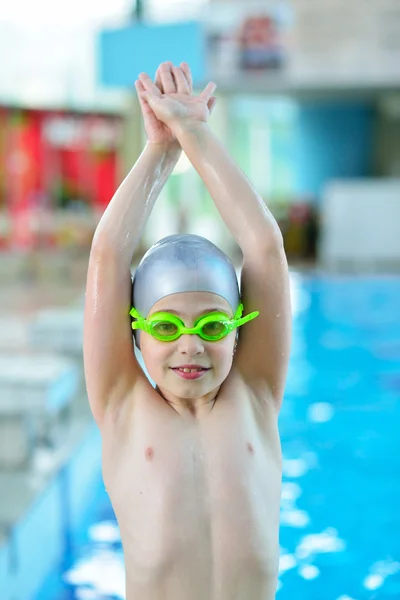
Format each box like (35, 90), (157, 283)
(89, 233), (134, 274)
(269, 225), (285, 252)
(261, 221), (285, 255)
(243, 225), (285, 259)
(90, 229), (123, 261)
(90, 229), (112, 254)
(88, 235), (120, 270)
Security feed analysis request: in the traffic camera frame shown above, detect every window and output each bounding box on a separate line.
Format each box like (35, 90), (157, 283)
(144, 0), (209, 23)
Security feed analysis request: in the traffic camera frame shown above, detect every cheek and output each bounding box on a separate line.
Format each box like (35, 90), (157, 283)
(209, 335), (236, 367)
(141, 337), (171, 376)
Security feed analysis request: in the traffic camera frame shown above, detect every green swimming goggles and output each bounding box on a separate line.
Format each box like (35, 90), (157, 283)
(130, 303), (259, 342)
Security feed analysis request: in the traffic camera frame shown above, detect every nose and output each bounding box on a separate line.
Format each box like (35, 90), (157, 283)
(177, 334), (205, 355)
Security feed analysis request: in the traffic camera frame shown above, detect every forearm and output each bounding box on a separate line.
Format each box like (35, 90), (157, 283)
(175, 123), (282, 255)
(92, 142), (181, 267)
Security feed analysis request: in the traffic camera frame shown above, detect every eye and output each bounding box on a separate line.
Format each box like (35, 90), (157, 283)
(152, 321), (178, 336)
(201, 321), (227, 337)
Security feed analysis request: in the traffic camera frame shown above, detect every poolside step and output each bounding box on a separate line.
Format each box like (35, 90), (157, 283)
(0, 353), (80, 468)
(29, 308), (84, 355)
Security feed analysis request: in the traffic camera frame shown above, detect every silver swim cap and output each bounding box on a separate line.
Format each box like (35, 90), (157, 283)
(131, 234), (240, 348)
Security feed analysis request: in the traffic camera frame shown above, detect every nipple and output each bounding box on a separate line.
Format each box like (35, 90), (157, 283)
(247, 442), (254, 455)
(145, 446), (154, 461)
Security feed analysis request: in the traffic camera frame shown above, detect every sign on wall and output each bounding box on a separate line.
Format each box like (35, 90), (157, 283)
(204, 0), (400, 87)
(204, 1), (292, 78)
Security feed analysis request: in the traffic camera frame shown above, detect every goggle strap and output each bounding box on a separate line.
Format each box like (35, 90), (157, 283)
(235, 310), (260, 328)
(234, 303), (244, 319)
(130, 307), (146, 331)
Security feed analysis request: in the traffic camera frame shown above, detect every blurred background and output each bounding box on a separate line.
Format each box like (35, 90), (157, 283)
(0, 0), (400, 598)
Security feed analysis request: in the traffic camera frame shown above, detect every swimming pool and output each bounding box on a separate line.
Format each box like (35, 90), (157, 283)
(37, 274), (400, 599)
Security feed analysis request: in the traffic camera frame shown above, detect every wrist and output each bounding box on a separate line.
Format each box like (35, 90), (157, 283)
(145, 140), (182, 158)
(173, 121), (209, 143)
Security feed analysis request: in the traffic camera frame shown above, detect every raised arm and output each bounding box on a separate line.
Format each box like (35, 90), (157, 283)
(84, 62), (188, 427)
(175, 122), (291, 408)
(138, 66), (291, 409)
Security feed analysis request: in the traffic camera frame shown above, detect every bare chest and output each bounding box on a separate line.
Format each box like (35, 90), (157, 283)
(102, 384), (282, 578)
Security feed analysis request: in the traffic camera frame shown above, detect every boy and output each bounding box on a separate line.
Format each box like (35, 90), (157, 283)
(84, 61), (291, 599)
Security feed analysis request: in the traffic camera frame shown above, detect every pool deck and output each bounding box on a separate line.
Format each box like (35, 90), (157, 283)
(0, 274), (98, 600)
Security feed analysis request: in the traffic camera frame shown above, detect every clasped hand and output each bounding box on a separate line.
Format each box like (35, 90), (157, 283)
(135, 62), (217, 146)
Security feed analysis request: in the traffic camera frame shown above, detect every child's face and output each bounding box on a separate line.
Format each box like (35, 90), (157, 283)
(139, 292), (237, 400)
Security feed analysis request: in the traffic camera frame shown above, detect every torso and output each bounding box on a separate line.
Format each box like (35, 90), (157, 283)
(101, 369), (282, 600)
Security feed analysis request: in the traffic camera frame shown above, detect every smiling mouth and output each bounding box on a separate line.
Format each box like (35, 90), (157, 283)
(170, 367), (210, 380)
(172, 367), (210, 373)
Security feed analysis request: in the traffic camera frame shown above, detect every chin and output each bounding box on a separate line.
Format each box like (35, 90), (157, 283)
(166, 374), (212, 396)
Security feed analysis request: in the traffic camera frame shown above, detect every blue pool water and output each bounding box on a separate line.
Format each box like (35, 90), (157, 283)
(38, 275), (400, 599)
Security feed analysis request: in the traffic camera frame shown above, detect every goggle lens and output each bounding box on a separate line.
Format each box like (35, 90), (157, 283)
(151, 321), (179, 339)
(200, 321), (229, 340)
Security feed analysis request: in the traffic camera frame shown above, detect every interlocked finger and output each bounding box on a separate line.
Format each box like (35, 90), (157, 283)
(155, 66), (163, 93)
(208, 97), (217, 114)
(173, 66), (190, 94)
(159, 62), (176, 94)
(138, 72), (162, 97)
(135, 80), (153, 115)
(180, 62), (193, 93)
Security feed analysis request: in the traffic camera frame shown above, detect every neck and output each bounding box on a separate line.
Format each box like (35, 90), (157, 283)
(155, 385), (221, 418)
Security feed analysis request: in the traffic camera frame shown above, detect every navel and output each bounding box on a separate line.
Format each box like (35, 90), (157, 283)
(145, 446), (154, 461)
(246, 442), (254, 455)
